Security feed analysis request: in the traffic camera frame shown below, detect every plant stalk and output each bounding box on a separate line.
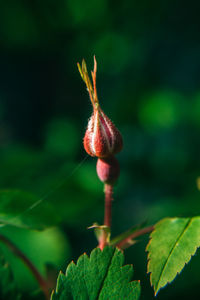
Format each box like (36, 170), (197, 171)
(104, 184), (113, 228)
(116, 225), (154, 249)
(98, 184), (113, 250)
(0, 233), (50, 299)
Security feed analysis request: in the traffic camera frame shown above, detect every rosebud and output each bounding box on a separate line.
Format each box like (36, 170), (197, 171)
(83, 106), (123, 158)
(96, 156), (120, 184)
(77, 56), (123, 158)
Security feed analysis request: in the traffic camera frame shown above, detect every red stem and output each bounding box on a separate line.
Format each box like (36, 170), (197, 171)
(116, 225), (154, 249)
(104, 184), (113, 228)
(98, 184), (113, 250)
(0, 234), (50, 299)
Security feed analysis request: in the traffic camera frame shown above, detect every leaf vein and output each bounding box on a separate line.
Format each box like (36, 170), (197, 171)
(96, 249), (115, 299)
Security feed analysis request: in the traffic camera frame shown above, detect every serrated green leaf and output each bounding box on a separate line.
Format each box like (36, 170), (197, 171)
(146, 217), (200, 295)
(52, 246), (141, 300)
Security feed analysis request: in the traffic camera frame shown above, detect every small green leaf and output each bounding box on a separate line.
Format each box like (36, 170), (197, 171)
(110, 222), (145, 248)
(52, 246), (141, 300)
(146, 217), (200, 295)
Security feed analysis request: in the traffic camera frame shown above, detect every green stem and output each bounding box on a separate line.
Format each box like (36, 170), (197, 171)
(0, 233), (50, 299)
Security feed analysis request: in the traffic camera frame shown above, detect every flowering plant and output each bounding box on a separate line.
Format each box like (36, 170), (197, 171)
(52, 58), (200, 299)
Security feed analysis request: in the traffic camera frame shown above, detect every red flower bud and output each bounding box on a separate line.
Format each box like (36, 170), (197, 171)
(96, 156), (120, 184)
(83, 106), (123, 158)
(77, 56), (123, 158)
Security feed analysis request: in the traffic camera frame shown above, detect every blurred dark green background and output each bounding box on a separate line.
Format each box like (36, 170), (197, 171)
(0, 0), (200, 299)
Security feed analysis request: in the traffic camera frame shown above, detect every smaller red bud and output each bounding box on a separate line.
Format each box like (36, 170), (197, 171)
(77, 56), (123, 158)
(96, 156), (120, 185)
